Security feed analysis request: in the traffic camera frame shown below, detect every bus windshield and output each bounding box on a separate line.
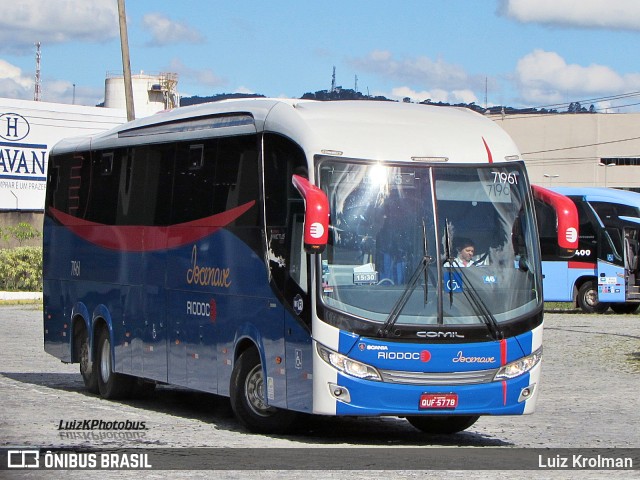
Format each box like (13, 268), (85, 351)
(318, 158), (541, 329)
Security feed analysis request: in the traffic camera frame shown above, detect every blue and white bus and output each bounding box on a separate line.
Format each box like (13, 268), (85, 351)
(43, 99), (574, 434)
(536, 187), (640, 314)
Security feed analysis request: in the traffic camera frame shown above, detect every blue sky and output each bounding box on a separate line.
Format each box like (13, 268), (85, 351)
(2, 0), (640, 111)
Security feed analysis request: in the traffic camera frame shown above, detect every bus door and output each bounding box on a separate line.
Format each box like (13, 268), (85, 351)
(597, 227), (625, 303)
(623, 225), (640, 300)
(263, 133), (314, 411)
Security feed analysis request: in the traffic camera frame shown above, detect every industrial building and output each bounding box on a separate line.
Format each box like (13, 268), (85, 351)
(491, 112), (640, 192)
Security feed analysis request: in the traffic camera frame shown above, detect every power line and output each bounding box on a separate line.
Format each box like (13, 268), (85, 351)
(522, 135), (640, 155)
(536, 90), (640, 110)
(497, 90), (640, 117)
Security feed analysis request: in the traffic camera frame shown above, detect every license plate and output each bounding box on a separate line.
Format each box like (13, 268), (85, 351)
(419, 393), (458, 409)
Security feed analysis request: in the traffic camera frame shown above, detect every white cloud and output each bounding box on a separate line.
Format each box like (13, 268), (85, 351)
(515, 50), (640, 105)
(0, 59), (33, 99)
(41, 79), (104, 106)
(388, 86), (478, 105)
(498, 0), (640, 30)
(349, 50), (472, 91)
(0, 0), (118, 54)
(168, 58), (227, 89)
(142, 13), (205, 46)
(350, 50), (483, 105)
(0, 59), (103, 105)
(235, 86), (257, 94)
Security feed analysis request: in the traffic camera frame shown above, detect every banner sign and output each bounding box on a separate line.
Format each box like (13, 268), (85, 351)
(0, 98), (125, 211)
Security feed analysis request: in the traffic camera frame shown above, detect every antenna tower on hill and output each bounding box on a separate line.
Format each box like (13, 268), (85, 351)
(34, 42), (42, 101)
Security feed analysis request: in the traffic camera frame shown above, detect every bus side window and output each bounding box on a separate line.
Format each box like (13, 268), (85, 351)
(534, 199), (558, 258)
(601, 227), (623, 263)
(213, 135), (260, 227)
(171, 139), (217, 224)
(84, 150), (122, 224)
(46, 153), (75, 216)
(112, 144), (174, 226)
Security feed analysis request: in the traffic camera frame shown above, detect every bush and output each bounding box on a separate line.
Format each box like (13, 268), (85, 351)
(0, 247), (43, 291)
(0, 222), (42, 247)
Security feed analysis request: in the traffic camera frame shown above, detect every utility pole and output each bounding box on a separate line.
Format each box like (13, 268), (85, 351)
(117, 0), (135, 121)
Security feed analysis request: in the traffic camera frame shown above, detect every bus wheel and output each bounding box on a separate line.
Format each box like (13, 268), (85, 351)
(76, 328), (98, 394)
(230, 348), (297, 433)
(610, 303), (640, 314)
(96, 327), (133, 399)
(577, 281), (609, 314)
(406, 415), (479, 434)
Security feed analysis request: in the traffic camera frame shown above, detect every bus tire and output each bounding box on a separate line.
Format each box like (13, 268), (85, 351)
(230, 348), (297, 433)
(406, 415), (479, 434)
(577, 281), (609, 314)
(610, 303), (640, 314)
(75, 327), (98, 394)
(96, 327), (133, 399)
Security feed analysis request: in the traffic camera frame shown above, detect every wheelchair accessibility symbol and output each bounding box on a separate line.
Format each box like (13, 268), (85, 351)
(444, 272), (463, 293)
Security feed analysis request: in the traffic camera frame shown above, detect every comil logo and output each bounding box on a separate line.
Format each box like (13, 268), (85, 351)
(565, 227), (578, 244)
(0, 113), (30, 142)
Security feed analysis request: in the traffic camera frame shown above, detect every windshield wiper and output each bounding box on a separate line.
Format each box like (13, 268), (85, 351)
(447, 262), (503, 341)
(421, 218), (429, 304)
(444, 218), (455, 308)
(378, 219), (433, 338)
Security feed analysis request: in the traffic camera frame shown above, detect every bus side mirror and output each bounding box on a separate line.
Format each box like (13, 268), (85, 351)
(532, 185), (579, 258)
(292, 174), (329, 254)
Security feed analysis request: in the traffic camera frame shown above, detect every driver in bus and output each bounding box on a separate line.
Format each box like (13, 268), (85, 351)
(448, 238), (488, 267)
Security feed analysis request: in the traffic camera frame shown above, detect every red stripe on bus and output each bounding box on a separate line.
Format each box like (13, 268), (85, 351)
(500, 338), (507, 366)
(502, 380), (508, 406)
(567, 261), (596, 269)
(482, 137), (493, 163)
(49, 201), (255, 252)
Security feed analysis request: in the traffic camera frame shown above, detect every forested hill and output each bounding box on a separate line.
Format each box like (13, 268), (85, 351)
(179, 88), (597, 115)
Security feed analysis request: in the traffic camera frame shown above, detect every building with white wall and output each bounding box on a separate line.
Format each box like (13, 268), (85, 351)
(0, 98), (127, 212)
(490, 112), (640, 191)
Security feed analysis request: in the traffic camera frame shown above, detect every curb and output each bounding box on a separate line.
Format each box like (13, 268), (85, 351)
(0, 291), (43, 301)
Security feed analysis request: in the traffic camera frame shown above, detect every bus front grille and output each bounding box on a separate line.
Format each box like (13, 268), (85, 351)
(379, 368), (498, 385)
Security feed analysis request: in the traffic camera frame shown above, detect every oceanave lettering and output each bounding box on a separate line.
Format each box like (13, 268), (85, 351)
(451, 351), (495, 364)
(186, 245), (231, 288)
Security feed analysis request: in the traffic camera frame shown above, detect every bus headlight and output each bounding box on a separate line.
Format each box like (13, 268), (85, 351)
(317, 344), (382, 381)
(494, 347), (542, 380)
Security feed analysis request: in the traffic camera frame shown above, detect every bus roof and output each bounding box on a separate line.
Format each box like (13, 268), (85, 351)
(549, 187), (640, 207)
(51, 98), (521, 164)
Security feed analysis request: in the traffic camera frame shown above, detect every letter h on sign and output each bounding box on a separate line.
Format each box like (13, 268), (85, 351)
(5, 117), (19, 138)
